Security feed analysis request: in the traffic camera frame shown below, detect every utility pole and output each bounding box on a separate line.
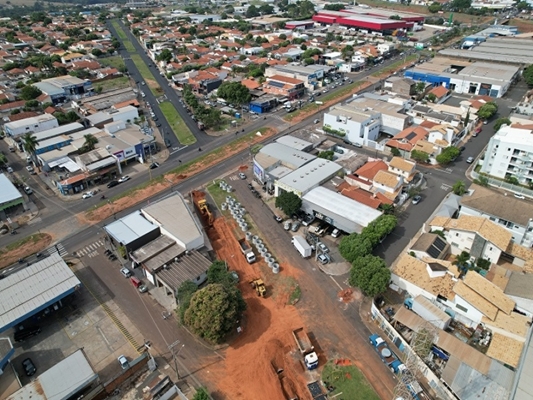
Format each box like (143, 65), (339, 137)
(168, 340), (185, 379)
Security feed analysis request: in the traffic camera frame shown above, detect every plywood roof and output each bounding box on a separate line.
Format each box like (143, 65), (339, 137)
(393, 254), (456, 300)
(429, 215), (451, 228)
(506, 242), (533, 273)
(463, 272), (514, 315)
(373, 170), (400, 188)
(444, 215), (512, 251)
(482, 312), (530, 339)
(486, 333), (524, 368)
(389, 156), (415, 173)
(454, 280), (498, 321)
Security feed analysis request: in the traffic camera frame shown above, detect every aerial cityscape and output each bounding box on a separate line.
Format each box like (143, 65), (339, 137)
(0, 0), (532, 399)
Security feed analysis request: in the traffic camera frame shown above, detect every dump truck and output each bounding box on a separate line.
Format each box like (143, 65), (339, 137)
(250, 278), (266, 297)
(292, 328), (319, 370)
(238, 238), (256, 263)
(191, 190), (214, 227)
(369, 334), (406, 374)
(292, 236), (312, 258)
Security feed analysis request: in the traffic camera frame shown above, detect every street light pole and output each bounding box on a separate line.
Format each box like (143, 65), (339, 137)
(168, 340), (185, 379)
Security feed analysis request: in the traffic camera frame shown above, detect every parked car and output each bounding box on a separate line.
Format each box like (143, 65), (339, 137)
(24, 186), (33, 195)
(331, 228), (340, 238)
(117, 355), (129, 369)
(82, 191), (96, 199)
(238, 172), (246, 180)
(466, 156), (475, 164)
(412, 195), (422, 205)
(274, 215), (283, 223)
(26, 165), (35, 174)
(514, 193), (526, 200)
(120, 267), (132, 278)
(118, 176), (130, 183)
(291, 221), (301, 232)
(107, 180), (120, 188)
(22, 358), (36, 376)
(284, 220), (292, 230)
(149, 162), (160, 169)
(317, 253), (331, 264)
(317, 242), (329, 253)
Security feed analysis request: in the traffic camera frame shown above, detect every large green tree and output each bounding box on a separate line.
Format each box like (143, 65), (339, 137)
(83, 134), (98, 151)
(156, 48), (173, 63)
(349, 255), (391, 297)
(477, 102), (498, 120)
(436, 146), (460, 165)
(177, 280), (198, 322)
(275, 191), (302, 216)
(183, 283), (246, 344)
(207, 260), (236, 287)
(216, 81), (251, 106)
(452, 180), (467, 195)
(22, 132), (39, 169)
(193, 388), (210, 400)
(451, 0), (472, 11)
(20, 85), (42, 101)
(494, 117), (511, 132)
(339, 234), (373, 264)
(411, 149), (430, 163)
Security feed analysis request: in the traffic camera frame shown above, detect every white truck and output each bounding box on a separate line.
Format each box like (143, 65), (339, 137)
(238, 238), (256, 264)
(292, 236), (312, 258)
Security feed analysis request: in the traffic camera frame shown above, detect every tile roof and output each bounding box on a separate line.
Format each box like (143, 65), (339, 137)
(373, 170), (400, 188)
(355, 160), (388, 180)
(420, 119), (439, 128)
(462, 271), (514, 315)
(387, 126), (428, 151)
(8, 111), (39, 121)
(429, 85), (449, 98)
(454, 280), (498, 320)
(389, 156), (415, 173)
(482, 311), (530, 339)
(267, 74), (303, 85)
(393, 254), (456, 300)
(443, 215), (512, 252)
(340, 187), (382, 209)
(413, 140), (437, 154)
(485, 333), (523, 368)
(505, 242), (533, 273)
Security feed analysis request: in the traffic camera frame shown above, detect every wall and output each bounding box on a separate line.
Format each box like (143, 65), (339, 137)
(452, 294), (484, 326)
(446, 229), (476, 254)
(102, 353), (149, 395)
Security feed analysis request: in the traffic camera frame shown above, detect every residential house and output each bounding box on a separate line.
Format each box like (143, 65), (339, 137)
(372, 170), (403, 201)
(409, 233), (450, 260)
(387, 126), (429, 157)
(323, 105), (380, 147)
(61, 52), (85, 65)
(263, 74), (305, 100)
(388, 156), (416, 182)
(353, 159), (389, 190)
(428, 85), (451, 104)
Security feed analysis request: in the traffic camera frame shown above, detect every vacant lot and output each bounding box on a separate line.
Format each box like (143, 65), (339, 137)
(0, 233), (52, 269)
(99, 56), (125, 70)
(322, 361), (381, 400)
(94, 76), (130, 92)
(159, 101), (196, 145)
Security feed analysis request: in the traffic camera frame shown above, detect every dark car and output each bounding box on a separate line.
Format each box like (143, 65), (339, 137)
(14, 326), (41, 343)
(22, 358), (36, 376)
(149, 162), (160, 169)
(107, 180), (120, 188)
(459, 146), (466, 152)
(156, 123), (161, 127)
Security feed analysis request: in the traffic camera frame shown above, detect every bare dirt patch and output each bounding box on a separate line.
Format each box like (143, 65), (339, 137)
(203, 218), (311, 400)
(83, 128), (278, 223)
(0, 233), (53, 269)
(510, 18), (533, 33)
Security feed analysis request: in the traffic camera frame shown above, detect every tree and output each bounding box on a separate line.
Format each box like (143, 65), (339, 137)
(83, 134), (98, 151)
(156, 48), (173, 63)
(473, 174), (489, 187)
(21, 132), (38, 167)
(452, 180), (467, 195)
(451, 0), (472, 11)
(339, 234), (373, 264)
(411, 149), (430, 163)
(20, 85), (42, 101)
(477, 102), (498, 120)
(183, 283), (246, 344)
(318, 150), (334, 160)
(275, 191), (302, 216)
(427, 93), (437, 103)
(506, 175), (519, 185)
(177, 280), (199, 322)
(193, 387), (210, 400)
(517, 1), (531, 11)
(520, 64), (533, 86)
(259, 4), (274, 14)
(464, 109), (470, 127)
(415, 81), (426, 93)
(91, 48), (103, 57)
(389, 15), (402, 20)
(494, 117), (511, 132)
(246, 5), (260, 18)
(428, 2), (442, 13)
(0, 153), (7, 166)
(324, 3), (345, 10)
(279, 33), (287, 40)
(216, 81), (251, 106)
(207, 260), (236, 287)
(349, 255), (391, 297)
(436, 146), (460, 165)
(454, 251), (471, 268)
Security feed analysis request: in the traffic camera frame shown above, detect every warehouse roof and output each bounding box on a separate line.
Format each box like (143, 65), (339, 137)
(275, 135), (313, 151)
(278, 159), (342, 195)
(0, 252), (81, 332)
(156, 250), (211, 289)
(303, 186), (381, 228)
(33, 122), (84, 142)
(104, 211), (159, 246)
(4, 113), (56, 129)
(257, 143), (316, 170)
(0, 174), (22, 206)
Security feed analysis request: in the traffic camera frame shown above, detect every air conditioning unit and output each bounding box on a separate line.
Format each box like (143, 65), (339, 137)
(163, 264), (169, 270)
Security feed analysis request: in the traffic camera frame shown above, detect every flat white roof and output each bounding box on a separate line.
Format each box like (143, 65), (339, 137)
(7, 349), (98, 400)
(33, 122), (84, 142)
(0, 252), (81, 331)
(275, 135), (313, 151)
(258, 143), (316, 169)
(4, 114), (57, 130)
(278, 159), (342, 194)
(303, 186), (382, 227)
(0, 174), (22, 205)
(104, 211), (159, 245)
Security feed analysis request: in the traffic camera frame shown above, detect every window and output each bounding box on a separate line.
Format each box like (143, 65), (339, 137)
(456, 304), (468, 313)
(456, 233), (459, 236)
(489, 246), (493, 251)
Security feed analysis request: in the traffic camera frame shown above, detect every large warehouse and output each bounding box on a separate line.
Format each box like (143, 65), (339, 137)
(0, 174), (24, 215)
(302, 186), (382, 234)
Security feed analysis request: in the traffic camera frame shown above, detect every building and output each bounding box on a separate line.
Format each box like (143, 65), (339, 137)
(276, 158), (343, 197)
(3, 114), (58, 138)
(383, 76), (416, 97)
(265, 65), (326, 91)
(409, 233), (451, 260)
(74, 88), (138, 115)
(284, 20), (315, 30)
(312, 10), (417, 33)
(249, 96), (278, 114)
(263, 75), (305, 100)
(104, 211), (161, 254)
(388, 156), (416, 182)
(302, 186), (382, 234)
(0, 174), (24, 216)
(85, 105), (139, 128)
(33, 75), (92, 104)
(0, 252), (81, 332)
(480, 125), (533, 184)
(404, 60), (519, 98)
(459, 184), (533, 247)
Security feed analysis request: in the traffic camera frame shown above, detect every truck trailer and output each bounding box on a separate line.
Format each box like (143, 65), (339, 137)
(369, 334), (406, 374)
(238, 238), (256, 263)
(292, 328), (319, 370)
(292, 236), (312, 258)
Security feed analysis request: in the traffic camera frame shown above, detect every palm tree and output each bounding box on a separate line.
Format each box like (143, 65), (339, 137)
(22, 132), (39, 171)
(83, 134), (98, 151)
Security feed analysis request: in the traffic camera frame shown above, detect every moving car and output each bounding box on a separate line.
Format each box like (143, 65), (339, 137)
(412, 195), (422, 205)
(118, 355), (129, 369)
(26, 165), (35, 174)
(22, 358), (36, 376)
(514, 193), (526, 200)
(82, 191), (96, 199)
(238, 172), (246, 180)
(118, 176), (130, 183)
(149, 162), (160, 169)
(107, 180), (120, 188)
(24, 186), (33, 195)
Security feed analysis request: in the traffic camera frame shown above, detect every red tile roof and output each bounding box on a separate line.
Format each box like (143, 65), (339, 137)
(429, 85), (448, 98)
(387, 126), (428, 152)
(355, 160), (388, 181)
(8, 111), (39, 121)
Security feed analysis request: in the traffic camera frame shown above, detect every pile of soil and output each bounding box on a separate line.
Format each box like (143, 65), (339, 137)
(338, 288), (354, 303)
(204, 218), (311, 400)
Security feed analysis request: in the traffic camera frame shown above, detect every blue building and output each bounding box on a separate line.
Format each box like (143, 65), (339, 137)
(249, 97), (278, 114)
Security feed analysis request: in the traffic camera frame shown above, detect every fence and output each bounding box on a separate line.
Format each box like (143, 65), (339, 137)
(471, 171), (533, 198)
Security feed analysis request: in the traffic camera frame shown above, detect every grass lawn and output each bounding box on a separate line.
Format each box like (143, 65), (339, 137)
(159, 101), (196, 145)
(111, 20), (128, 40)
(99, 56), (125, 70)
(94, 77), (130, 92)
(130, 54), (161, 95)
(322, 361), (381, 400)
(123, 40), (136, 53)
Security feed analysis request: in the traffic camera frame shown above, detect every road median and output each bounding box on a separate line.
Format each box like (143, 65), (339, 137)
(159, 101), (196, 145)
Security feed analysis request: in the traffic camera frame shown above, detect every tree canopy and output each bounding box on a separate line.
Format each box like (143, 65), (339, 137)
(436, 146), (460, 165)
(451, 0), (472, 11)
(494, 117), (511, 132)
(477, 102), (498, 120)
(411, 149), (429, 163)
(323, 3), (345, 10)
(428, 2), (442, 12)
(275, 191), (302, 216)
(156, 48), (173, 63)
(216, 81), (251, 106)
(207, 260), (237, 287)
(20, 85), (42, 101)
(349, 255), (391, 297)
(193, 388), (210, 400)
(452, 180), (467, 195)
(183, 283), (246, 344)
(523, 65), (533, 87)
(177, 280), (198, 322)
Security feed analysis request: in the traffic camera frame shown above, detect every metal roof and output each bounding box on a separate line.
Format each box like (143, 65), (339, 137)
(275, 135), (313, 151)
(0, 174), (22, 206)
(6, 349), (98, 400)
(155, 250), (211, 289)
(104, 211), (159, 246)
(278, 159), (343, 195)
(0, 252), (81, 332)
(303, 186), (382, 227)
(257, 143), (316, 170)
(33, 122), (84, 142)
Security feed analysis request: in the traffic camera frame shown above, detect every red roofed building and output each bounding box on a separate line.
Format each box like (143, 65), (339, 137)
(241, 78), (261, 90)
(263, 74), (305, 99)
(386, 126), (429, 154)
(8, 111), (39, 121)
(428, 85), (450, 103)
(354, 160), (388, 182)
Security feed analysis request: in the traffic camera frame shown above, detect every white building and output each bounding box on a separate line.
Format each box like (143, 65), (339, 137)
(480, 125), (533, 184)
(323, 105), (380, 147)
(3, 114), (59, 138)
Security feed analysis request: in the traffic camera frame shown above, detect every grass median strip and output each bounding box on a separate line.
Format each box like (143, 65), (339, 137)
(159, 101), (196, 145)
(130, 54), (161, 95)
(111, 20), (127, 40)
(372, 54), (418, 77)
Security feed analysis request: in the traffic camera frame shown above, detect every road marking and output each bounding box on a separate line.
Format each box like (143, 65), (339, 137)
(329, 276), (344, 290)
(229, 175), (238, 181)
(441, 183), (451, 191)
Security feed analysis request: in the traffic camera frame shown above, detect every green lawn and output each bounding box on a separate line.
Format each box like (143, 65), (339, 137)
(111, 20), (128, 40)
(130, 54), (161, 95)
(94, 77), (130, 92)
(159, 101), (196, 145)
(322, 362), (381, 400)
(99, 56), (125, 70)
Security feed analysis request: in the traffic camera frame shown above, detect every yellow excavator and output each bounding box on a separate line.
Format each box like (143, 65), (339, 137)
(250, 278), (266, 297)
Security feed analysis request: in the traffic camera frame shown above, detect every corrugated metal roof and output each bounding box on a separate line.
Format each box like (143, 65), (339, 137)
(0, 252), (81, 331)
(0, 174), (22, 206)
(104, 211), (159, 245)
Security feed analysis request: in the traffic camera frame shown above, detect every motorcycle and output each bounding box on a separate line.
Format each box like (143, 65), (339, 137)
(101, 195), (106, 200)
(10, 230), (17, 235)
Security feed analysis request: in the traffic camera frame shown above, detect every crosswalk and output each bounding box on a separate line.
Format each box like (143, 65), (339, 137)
(46, 242), (68, 258)
(229, 175), (239, 181)
(75, 240), (105, 258)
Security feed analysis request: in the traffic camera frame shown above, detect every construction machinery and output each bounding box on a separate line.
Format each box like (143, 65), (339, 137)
(250, 278), (266, 297)
(191, 190), (214, 227)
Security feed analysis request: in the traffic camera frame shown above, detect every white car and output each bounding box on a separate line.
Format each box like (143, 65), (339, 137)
(120, 267), (132, 278)
(317, 242), (329, 253)
(24, 186), (33, 195)
(26, 165), (35, 174)
(238, 172), (246, 180)
(82, 191), (96, 199)
(118, 176), (130, 183)
(514, 193), (526, 200)
(118, 355), (129, 369)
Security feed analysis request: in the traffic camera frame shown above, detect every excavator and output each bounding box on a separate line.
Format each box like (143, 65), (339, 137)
(250, 278), (266, 297)
(191, 190), (214, 227)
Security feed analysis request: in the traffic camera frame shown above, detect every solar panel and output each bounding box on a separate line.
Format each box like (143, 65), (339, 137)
(268, 80), (285, 88)
(405, 132), (416, 140)
(433, 236), (447, 251)
(427, 245), (442, 259)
